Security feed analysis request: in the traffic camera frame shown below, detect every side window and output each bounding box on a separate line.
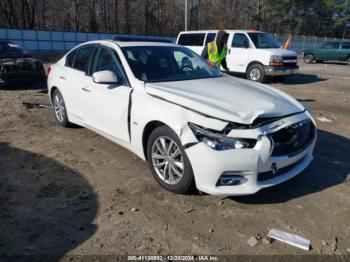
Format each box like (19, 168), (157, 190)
(90, 47), (124, 80)
(205, 33), (216, 44)
(72, 45), (93, 72)
(323, 42), (334, 49)
(342, 42), (350, 49)
(178, 33), (205, 46)
(232, 33), (250, 48)
(333, 42), (340, 49)
(65, 49), (77, 67)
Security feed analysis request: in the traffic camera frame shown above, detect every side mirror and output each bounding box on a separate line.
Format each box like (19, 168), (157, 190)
(243, 41), (250, 48)
(92, 70), (120, 84)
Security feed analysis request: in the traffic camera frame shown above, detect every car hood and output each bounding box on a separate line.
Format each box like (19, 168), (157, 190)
(145, 76), (305, 124)
(264, 48), (297, 57)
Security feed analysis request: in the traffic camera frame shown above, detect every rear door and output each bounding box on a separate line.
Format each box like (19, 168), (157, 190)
(177, 33), (206, 55)
(81, 45), (132, 142)
(61, 45), (94, 121)
(339, 42), (350, 61)
(318, 42), (340, 60)
(226, 33), (251, 73)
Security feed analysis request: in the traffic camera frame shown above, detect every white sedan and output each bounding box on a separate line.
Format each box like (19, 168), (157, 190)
(47, 40), (316, 196)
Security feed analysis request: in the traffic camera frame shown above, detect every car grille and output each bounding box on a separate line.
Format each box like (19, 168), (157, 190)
(269, 119), (315, 157)
(257, 156), (306, 182)
(283, 56), (298, 67)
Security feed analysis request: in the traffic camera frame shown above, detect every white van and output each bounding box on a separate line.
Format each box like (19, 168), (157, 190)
(176, 30), (299, 82)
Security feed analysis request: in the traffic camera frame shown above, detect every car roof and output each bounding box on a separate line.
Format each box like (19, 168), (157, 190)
(77, 40), (178, 48)
(178, 30), (264, 34)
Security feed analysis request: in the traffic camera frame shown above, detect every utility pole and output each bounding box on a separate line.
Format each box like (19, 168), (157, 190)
(185, 0), (188, 31)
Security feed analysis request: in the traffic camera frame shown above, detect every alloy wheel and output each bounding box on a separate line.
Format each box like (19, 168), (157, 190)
(151, 136), (184, 185)
(53, 93), (66, 122)
(250, 68), (261, 81)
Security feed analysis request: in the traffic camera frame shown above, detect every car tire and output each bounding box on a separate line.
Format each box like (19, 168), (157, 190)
(347, 57), (350, 65)
(52, 89), (70, 127)
(247, 63), (265, 83)
(146, 125), (195, 194)
(304, 54), (314, 64)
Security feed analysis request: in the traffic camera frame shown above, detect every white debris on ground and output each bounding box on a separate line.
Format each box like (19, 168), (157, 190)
(267, 228), (311, 251)
(316, 117), (332, 123)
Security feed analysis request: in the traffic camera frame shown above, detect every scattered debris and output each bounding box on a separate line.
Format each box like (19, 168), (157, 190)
(79, 192), (89, 200)
(184, 207), (195, 213)
(75, 206), (90, 213)
(209, 229), (214, 233)
(267, 228), (310, 251)
(61, 202), (70, 209)
(25, 246), (36, 251)
(331, 238), (338, 252)
(316, 117), (332, 123)
(218, 201), (224, 206)
(321, 240), (328, 246)
(22, 102), (52, 109)
(262, 236), (273, 245)
(346, 247), (350, 254)
(256, 233), (262, 240)
(118, 211), (124, 215)
(247, 237), (259, 247)
(296, 204), (304, 209)
(130, 207), (139, 212)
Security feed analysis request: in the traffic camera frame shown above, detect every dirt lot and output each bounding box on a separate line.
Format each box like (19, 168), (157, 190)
(0, 61), (349, 259)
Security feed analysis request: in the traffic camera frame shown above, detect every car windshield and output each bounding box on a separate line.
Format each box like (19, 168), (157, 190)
(248, 33), (280, 49)
(0, 41), (26, 56)
(121, 45), (223, 82)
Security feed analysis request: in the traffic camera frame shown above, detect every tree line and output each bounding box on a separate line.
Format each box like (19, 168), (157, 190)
(0, 0), (349, 38)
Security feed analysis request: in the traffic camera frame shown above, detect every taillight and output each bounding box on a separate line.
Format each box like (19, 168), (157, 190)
(47, 67), (52, 75)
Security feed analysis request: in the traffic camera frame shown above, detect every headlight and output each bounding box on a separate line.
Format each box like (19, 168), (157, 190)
(270, 55), (284, 66)
(189, 123), (256, 151)
(270, 55), (283, 62)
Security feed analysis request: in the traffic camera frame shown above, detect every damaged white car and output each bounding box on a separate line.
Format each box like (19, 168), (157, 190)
(47, 40), (316, 196)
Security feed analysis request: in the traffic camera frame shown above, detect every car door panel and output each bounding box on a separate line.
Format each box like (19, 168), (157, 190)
(226, 33), (250, 73)
(82, 46), (132, 143)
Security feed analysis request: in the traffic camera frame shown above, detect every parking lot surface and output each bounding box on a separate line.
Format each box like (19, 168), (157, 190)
(0, 61), (349, 257)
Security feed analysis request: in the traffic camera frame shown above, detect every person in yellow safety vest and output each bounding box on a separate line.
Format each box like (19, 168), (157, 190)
(201, 30), (229, 71)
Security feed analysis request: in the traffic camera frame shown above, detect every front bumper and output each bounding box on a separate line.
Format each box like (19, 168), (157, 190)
(264, 65), (299, 76)
(184, 112), (316, 196)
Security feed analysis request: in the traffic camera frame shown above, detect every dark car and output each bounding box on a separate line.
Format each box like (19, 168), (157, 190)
(303, 41), (350, 65)
(0, 40), (46, 86)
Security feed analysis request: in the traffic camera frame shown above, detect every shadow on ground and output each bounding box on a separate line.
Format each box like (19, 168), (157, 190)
(231, 129), (350, 204)
(227, 72), (327, 85)
(271, 73), (328, 85)
(0, 142), (98, 257)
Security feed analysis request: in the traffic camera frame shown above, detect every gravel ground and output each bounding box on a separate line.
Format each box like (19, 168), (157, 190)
(0, 61), (349, 259)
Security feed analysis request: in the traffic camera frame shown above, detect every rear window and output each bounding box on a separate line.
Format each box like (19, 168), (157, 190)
(72, 45), (93, 72)
(178, 33), (205, 46)
(65, 49), (77, 67)
(342, 42), (350, 49)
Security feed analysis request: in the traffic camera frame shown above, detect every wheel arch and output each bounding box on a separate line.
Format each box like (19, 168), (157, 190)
(49, 86), (58, 102)
(246, 61), (264, 73)
(142, 120), (168, 160)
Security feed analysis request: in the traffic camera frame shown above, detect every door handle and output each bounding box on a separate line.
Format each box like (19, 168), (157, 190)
(59, 76), (66, 80)
(228, 49), (231, 54)
(82, 87), (91, 92)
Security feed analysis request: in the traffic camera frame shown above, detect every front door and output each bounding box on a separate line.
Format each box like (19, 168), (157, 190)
(82, 46), (132, 143)
(226, 33), (251, 73)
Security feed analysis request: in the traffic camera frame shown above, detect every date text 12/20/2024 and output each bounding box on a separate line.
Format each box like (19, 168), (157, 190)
(127, 255), (219, 261)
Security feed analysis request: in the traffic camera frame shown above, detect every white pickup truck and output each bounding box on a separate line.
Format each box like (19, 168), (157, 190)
(176, 30), (299, 82)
